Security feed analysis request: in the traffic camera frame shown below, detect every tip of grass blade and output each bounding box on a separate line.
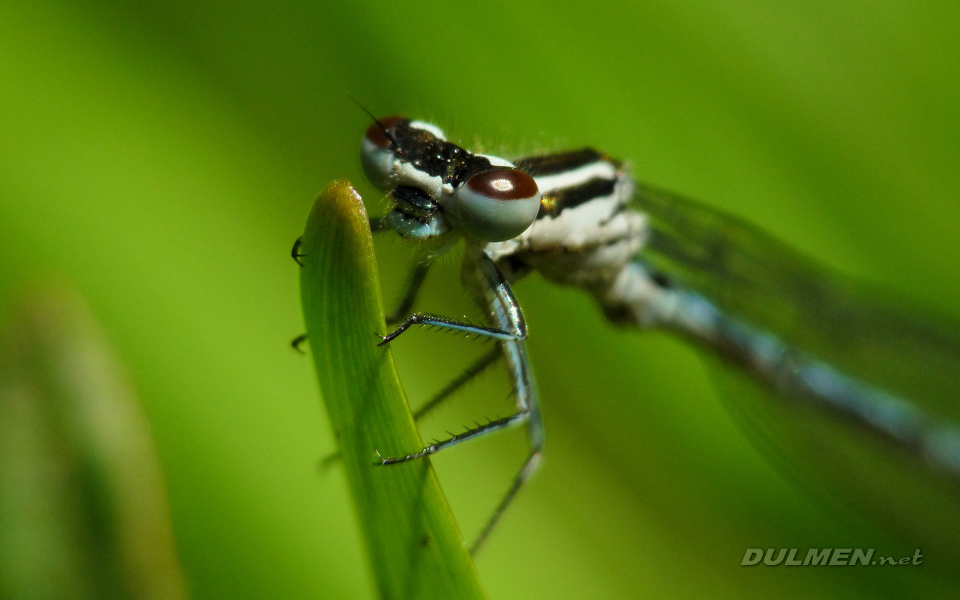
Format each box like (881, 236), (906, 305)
(299, 181), (485, 600)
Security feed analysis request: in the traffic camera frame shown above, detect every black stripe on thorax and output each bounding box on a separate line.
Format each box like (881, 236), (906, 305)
(537, 176), (619, 218)
(515, 148), (612, 176)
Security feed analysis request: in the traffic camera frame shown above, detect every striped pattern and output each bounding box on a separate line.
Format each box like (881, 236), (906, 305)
(516, 149), (621, 217)
(485, 148), (646, 289)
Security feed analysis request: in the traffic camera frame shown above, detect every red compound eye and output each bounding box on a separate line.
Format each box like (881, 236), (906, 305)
(360, 116), (407, 192)
(465, 169), (540, 202)
(453, 169), (541, 241)
(363, 115), (405, 149)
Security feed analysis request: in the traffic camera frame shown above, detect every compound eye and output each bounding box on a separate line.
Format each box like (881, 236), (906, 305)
(452, 169), (541, 241)
(360, 116), (405, 191)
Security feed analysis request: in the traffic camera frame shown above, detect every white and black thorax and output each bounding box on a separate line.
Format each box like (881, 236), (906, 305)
(359, 116), (647, 294)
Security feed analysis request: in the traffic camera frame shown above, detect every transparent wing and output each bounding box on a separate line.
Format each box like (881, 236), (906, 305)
(631, 181), (960, 422)
(631, 182), (960, 569)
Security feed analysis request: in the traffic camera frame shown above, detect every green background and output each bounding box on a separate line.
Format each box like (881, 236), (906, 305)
(3, 1), (959, 598)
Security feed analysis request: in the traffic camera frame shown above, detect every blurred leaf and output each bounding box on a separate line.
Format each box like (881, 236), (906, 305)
(298, 181), (485, 600)
(0, 287), (189, 600)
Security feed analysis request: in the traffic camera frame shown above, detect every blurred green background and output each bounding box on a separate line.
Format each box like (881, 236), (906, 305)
(2, 1), (959, 598)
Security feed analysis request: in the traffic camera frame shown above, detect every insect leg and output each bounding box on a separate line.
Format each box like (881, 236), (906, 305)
(290, 333), (308, 353)
(378, 253), (527, 345)
(291, 236), (305, 266)
(320, 348), (501, 469)
(413, 346), (501, 421)
(376, 252), (543, 553)
(385, 259), (433, 325)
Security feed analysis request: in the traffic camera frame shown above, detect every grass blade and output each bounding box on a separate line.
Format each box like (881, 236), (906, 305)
(0, 288), (189, 600)
(298, 181), (486, 600)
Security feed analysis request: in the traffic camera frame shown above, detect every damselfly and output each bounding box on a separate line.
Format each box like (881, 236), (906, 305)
(306, 115), (960, 555)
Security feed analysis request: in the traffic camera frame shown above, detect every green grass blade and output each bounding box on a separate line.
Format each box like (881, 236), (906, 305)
(0, 288), (189, 600)
(299, 181), (486, 600)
